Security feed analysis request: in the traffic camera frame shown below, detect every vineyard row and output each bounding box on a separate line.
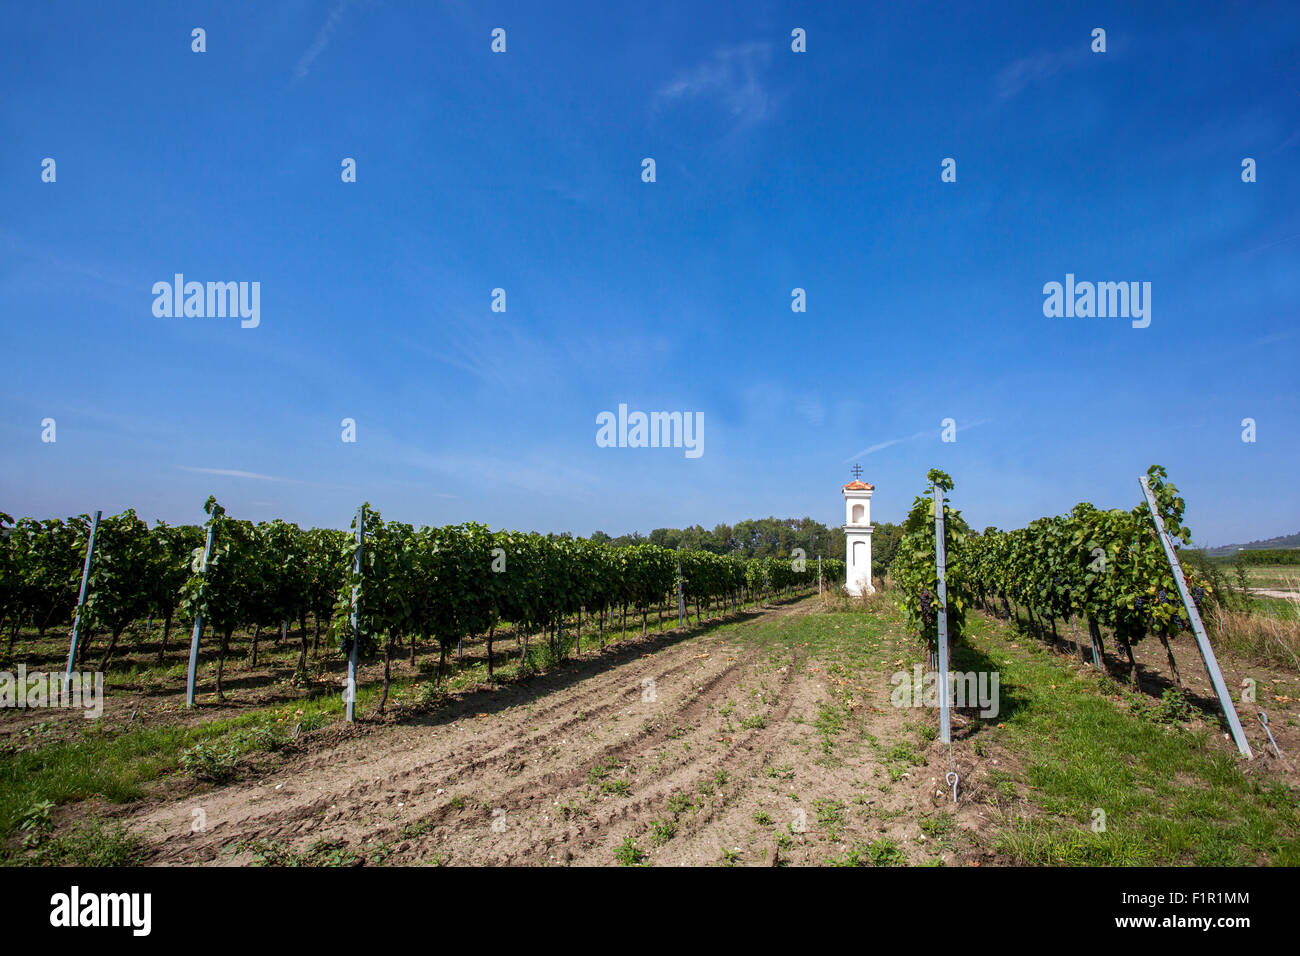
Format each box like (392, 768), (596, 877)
(0, 498), (844, 707)
(890, 465), (1217, 691)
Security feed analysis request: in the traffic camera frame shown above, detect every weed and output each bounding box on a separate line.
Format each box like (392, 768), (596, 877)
(17, 800), (54, 849)
(615, 836), (646, 866)
(21, 819), (147, 867)
(920, 812), (955, 839)
(1149, 688), (1195, 724)
(865, 838), (906, 866)
(648, 818), (677, 847)
(245, 838), (361, 867)
(179, 742), (240, 783)
(399, 818), (437, 840)
(587, 758), (620, 784)
(815, 703), (846, 753)
(665, 793), (692, 816)
(815, 799), (847, 840)
(601, 779), (631, 797)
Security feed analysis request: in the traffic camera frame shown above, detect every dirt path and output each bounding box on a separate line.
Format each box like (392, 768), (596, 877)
(1248, 587), (1300, 601)
(125, 596), (994, 866)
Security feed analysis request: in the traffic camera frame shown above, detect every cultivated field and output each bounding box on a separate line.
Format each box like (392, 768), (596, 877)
(4, 589), (1297, 866)
(1241, 565), (1300, 593)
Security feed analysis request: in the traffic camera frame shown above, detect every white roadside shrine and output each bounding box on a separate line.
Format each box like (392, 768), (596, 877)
(842, 479), (875, 595)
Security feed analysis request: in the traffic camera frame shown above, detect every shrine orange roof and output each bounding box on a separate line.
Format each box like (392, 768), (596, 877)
(842, 480), (874, 491)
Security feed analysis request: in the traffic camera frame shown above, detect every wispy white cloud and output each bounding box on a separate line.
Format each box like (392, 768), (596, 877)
(1239, 232), (1300, 258)
(845, 419), (992, 462)
(995, 46), (1090, 100)
(295, 0), (353, 79)
(654, 42), (773, 127)
(845, 429), (930, 462)
(179, 466), (301, 483)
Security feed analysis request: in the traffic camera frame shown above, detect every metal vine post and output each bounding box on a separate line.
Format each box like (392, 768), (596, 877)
(934, 483), (951, 745)
(1138, 476), (1251, 758)
(346, 504), (365, 723)
(185, 522), (216, 708)
(64, 510), (101, 688)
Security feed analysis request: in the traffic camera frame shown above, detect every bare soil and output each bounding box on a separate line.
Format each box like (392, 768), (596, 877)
(121, 598), (1013, 866)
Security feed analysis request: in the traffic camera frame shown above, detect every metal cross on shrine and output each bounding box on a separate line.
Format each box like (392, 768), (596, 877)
(850, 463), (863, 481)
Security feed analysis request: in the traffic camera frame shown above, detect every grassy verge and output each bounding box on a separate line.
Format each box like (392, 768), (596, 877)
(961, 612), (1300, 865)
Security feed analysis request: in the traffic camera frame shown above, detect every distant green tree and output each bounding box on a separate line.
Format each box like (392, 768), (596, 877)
(872, 522), (903, 577)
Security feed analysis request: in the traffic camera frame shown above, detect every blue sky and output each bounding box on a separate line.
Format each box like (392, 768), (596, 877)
(2, 1), (1297, 546)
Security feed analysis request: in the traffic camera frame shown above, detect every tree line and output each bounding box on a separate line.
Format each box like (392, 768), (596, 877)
(594, 515), (903, 576)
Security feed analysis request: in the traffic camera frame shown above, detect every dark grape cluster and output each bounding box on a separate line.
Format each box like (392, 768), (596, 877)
(918, 587), (935, 626)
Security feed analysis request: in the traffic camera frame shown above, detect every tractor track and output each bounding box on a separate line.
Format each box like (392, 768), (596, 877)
(132, 612), (774, 863)
(124, 594), (933, 867)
